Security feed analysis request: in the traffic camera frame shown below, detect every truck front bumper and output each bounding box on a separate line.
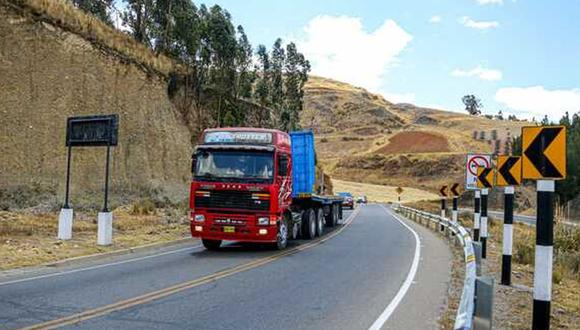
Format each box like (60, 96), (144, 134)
(190, 212), (278, 243)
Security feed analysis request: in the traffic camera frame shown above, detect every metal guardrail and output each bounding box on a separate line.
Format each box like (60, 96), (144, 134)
(395, 205), (477, 330)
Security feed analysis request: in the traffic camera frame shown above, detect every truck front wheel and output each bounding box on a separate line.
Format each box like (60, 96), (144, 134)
(275, 217), (289, 250)
(202, 239), (222, 250)
(302, 208), (316, 240)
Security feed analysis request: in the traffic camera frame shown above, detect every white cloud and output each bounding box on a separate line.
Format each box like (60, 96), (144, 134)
(297, 15), (412, 94)
(459, 16), (499, 30)
(429, 15), (442, 24)
(477, 0), (503, 5)
(495, 86), (580, 119)
(451, 65), (503, 81)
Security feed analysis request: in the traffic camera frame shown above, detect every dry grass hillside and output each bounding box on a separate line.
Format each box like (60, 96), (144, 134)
(0, 1), (191, 210)
(303, 76), (528, 194)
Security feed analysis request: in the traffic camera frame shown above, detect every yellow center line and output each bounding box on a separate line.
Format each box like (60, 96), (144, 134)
(21, 207), (362, 330)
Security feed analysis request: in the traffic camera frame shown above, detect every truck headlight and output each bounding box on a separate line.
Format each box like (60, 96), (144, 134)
(258, 217), (269, 225)
(194, 214), (205, 222)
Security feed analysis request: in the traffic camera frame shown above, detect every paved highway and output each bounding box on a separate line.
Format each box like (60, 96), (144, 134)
(0, 205), (451, 330)
(459, 208), (578, 227)
(459, 208), (536, 226)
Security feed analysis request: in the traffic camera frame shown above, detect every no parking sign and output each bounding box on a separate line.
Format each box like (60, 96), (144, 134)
(465, 154), (491, 190)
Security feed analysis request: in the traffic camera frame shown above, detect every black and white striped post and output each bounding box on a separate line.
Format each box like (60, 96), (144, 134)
(532, 180), (555, 329)
(480, 188), (489, 259)
(502, 186), (514, 286)
(440, 198), (446, 232)
(474, 190), (481, 241)
(452, 197), (458, 223)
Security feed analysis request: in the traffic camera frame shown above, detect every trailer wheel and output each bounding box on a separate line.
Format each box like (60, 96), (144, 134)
(202, 239), (221, 250)
(316, 208), (324, 237)
(301, 208), (316, 240)
(325, 205), (334, 227)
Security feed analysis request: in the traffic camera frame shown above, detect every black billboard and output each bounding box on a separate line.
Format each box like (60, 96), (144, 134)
(66, 114), (118, 147)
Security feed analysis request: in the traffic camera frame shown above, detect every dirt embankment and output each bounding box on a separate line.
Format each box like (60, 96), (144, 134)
(378, 131), (450, 154)
(0, 3), (192, 209)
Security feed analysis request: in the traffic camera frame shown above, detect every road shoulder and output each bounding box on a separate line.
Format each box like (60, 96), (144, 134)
(385, 208), (453, 330)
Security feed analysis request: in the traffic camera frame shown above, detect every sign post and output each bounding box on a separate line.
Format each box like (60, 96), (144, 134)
(450, 183), (460, 223)
(60, 114), (119, 245)
(522, 126), (566, 330)
(396, 186), (404, 205)
(466, 154), (491, 241)
(497, 155), (522, 286)
(477, 166), (495, 259)
(439, 185), (448, 231)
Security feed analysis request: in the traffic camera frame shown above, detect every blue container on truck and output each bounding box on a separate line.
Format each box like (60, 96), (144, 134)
(290, 130), (316, 197)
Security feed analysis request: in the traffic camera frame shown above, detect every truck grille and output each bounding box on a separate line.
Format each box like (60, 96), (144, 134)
(195, 190), (270, 211)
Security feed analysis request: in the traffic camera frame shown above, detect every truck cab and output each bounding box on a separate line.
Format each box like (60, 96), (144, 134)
(190, 128), (292, 249)
(189, 128), (343, 251)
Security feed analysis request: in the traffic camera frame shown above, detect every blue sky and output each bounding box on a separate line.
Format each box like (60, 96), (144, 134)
(198, 0), (580, 120)
(112, 0), (580, 120)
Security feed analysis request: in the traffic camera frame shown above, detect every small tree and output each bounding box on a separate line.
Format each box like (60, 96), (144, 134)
(462, 95), (482, 115)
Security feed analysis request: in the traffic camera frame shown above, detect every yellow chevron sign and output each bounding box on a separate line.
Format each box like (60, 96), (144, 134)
(497, 156), (522, 187)
(522, 126), (567, 180)
(477, 166), (495, 188)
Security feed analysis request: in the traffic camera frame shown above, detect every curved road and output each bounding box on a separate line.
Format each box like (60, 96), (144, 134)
(0, 205), (451, 330)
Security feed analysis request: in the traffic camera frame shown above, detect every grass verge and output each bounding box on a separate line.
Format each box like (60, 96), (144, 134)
(408, 200), (579, 329)
(0, 201), (190, 270)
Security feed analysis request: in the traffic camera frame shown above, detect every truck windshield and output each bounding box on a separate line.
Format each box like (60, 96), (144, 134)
(195, 150), (274, 183)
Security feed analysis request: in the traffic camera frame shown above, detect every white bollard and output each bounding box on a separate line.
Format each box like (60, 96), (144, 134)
(58, 208), (74, 240)
(97, 212), (113, 246)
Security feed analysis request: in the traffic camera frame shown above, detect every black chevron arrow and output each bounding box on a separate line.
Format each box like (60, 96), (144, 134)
(499, 157), (519, 185)
(440, 185), (448, 197)
(524, 127), (563, 178)
(478, 168), (493, 188)
(450, 183), (460, 196)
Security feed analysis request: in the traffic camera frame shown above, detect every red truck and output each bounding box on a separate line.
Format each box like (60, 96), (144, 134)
(189, 128), (343, 250)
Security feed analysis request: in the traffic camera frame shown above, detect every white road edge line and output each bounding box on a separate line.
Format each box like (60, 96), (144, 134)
(368, 205), (421, 330)
(0, 244), (203, 287)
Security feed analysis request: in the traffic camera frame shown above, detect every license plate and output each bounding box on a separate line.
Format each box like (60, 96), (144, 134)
(223, 226), (235, 233)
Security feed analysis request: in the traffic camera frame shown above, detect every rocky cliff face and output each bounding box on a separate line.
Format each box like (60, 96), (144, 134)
(0, 3), (192, 209)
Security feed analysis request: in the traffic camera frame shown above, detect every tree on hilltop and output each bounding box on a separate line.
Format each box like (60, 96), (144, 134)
(462, 94), (482, 116)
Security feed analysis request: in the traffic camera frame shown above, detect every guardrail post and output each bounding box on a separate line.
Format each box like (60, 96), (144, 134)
(474, 276), (495, 330)
(472, 241), (482, 277)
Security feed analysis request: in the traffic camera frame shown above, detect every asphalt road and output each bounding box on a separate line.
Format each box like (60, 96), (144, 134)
(459, 208), (537, 226)
(0, 204), (452, 330)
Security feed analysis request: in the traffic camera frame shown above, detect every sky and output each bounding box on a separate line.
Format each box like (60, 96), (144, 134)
(125, 0), (580, 120)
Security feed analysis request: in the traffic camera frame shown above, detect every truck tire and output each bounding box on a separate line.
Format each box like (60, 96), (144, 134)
(325, 205), (334, 228)
(316, 208), (324, 237)
(202, 239), (221, 250)
(275, 216), (289, 250)
(301, 208), (316, 240)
